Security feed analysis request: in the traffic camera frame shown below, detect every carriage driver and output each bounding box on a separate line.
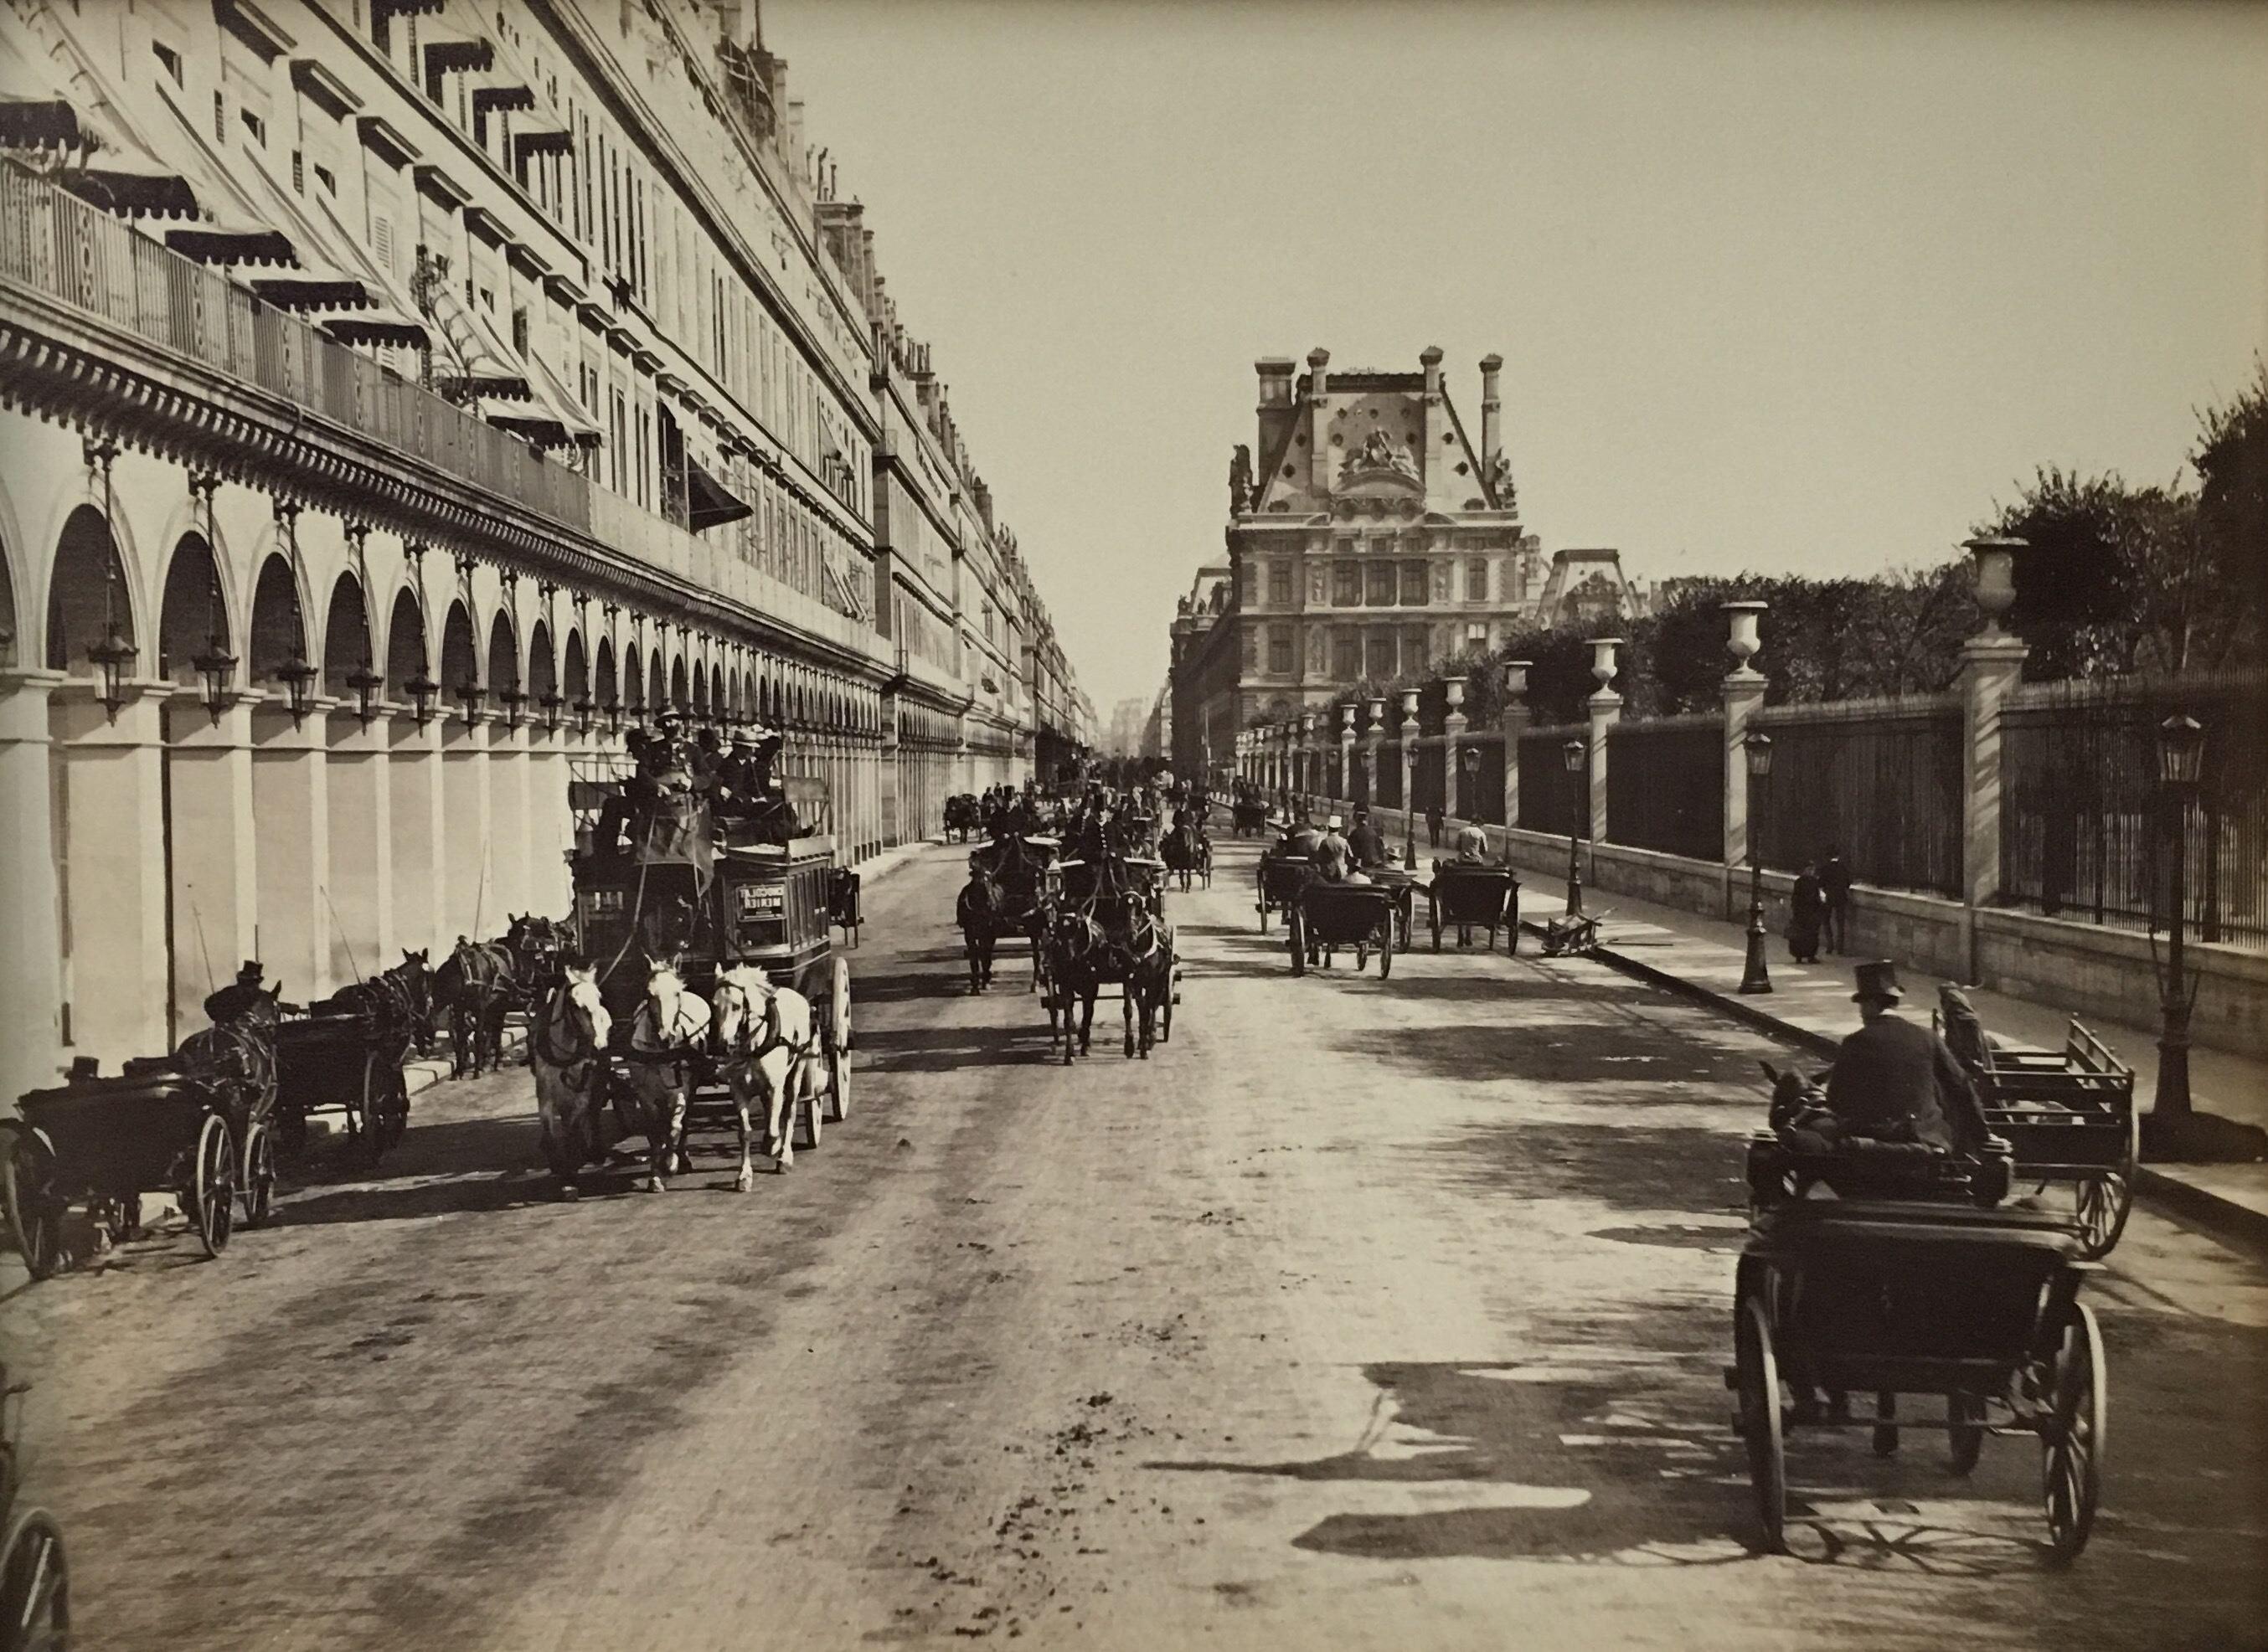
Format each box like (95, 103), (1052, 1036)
(1817, 961), (1992, 1156)
(203, 960), (298, 1025)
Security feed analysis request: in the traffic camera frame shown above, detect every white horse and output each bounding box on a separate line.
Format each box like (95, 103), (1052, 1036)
(710, 963), (827, 1186)
(624, 958), (710, 1193)
(529, 964), (612, 1199)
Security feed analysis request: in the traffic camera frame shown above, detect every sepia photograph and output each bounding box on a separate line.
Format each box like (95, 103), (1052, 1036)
(0, 0), (2263, 1647)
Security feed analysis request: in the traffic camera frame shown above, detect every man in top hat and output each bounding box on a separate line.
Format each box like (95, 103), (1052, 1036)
(203, 960), (296, 1026)
(1822, 960), (1990, 1155)
(1347, 809), (1388, 871)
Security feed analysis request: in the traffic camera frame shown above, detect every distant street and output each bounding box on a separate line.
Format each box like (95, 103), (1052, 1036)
(9, 840), (2265, 1652)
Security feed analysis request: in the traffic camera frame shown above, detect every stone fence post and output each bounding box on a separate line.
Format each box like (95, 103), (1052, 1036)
(1958, 541), (2029, 981)
(1722, 601), (1768, 922)
(1586, 638), (1623, 851)
(1499, 660), (1531, 849)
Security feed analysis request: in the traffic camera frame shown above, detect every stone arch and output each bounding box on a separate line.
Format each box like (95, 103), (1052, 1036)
(621, 642), (643, 711)
(647, 650), (666, 715)
(486, 609), (520, 697)
(528, 618), (557, 705)
(593, 636), (616, 708)
(669, 653), (689, 711)
(690, 660), (709, 718)
(440, 600), (479, 693)
(45, 503), (136, 676)
(247, 553), (310, 684)
(157, 533), (230, 687)
(709, 661), (725, 721)
(321, 570), (375, 695)
(563, 628), (588, 705)
(386, 588), (428, 693)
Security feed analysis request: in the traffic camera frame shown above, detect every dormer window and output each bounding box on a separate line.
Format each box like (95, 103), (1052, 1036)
(152, 42), (183, 85)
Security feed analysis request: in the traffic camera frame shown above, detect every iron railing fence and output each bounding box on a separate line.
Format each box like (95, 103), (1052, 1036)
(1463, 734), (1506, 826)
(1999, 673), (2266, 948)
(1413, 743), (1446, 821)
(1607, 716), (1724, 862)
(1750, 697), (1964, 898)
(1518, 723), (1588, 839)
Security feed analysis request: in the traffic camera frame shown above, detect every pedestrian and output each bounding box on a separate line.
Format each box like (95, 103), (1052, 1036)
(1820, 847), (1853, 954)
(1425, 800), (1445, 847)
(1786, 861), (1826, 964)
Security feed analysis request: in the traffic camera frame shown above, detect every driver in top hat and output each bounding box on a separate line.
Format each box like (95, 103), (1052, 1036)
(203, 960), (296, 1025)
(1822, 960), (1991, 1155)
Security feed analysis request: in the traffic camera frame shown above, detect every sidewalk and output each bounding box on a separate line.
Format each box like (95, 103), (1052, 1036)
(1520, 880), (2268, 1251)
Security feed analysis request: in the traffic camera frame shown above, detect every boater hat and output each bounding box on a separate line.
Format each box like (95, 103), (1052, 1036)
(1853, 960), (1903, 1004)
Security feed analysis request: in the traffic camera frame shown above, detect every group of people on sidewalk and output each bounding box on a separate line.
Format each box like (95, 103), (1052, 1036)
(1784, 848), (1853, 965)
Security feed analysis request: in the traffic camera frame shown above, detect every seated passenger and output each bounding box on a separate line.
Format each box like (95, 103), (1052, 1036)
(1347, 810), (1389, 869)
(1313, 816), (1354, 882)
(1453, 823), (1491, 865)
(1822, 961), (1992, 1156)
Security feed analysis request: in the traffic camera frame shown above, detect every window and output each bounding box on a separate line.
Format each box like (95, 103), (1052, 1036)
(1400, 561), (1428, 605)
(1365, 630), (1396, 680)
(152, 42), (183, 85)
(1334, 629), (1360, 682)
(1238, 562), (1255, 607)
(1333, 562), (1360, 607)
(1268, 562), (1291, 606)
(1366, 563), (1395, 606)
(1268, 626), (1293, 675)
(1405, 628), (1430, 675)
(1466, 621), (1491, 648)
(1370, 534), (1394, 557)
(1466, 558), (1489, 601)
(1241, 625), (1259, 671)
(1308, 566), (1327, 605)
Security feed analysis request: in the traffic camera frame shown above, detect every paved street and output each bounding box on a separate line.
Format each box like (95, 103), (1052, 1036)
(7, 840), (2265, 1652)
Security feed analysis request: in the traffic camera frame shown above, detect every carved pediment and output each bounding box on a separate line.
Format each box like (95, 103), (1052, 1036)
(1336, 428), (1421, 491)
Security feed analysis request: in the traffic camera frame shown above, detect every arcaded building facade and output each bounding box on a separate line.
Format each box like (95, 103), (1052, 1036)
(0, 0), (1085, 1104)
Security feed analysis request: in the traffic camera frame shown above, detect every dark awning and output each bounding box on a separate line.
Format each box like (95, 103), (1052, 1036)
(164, 217), (296, 265)
(54, 157), (200, 219)
(687, 458), (752, 532)
(317, 304), (428, 347)
(0, 93), (80, 149)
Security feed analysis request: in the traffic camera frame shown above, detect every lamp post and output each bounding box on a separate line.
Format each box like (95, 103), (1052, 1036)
(275, 654), (318, 727)
(1739, 729), (1775, 994)
(2147, 713), (2205, 1138)
(1399, 687), (1420, 870)
(347, 665), (385, 725)
(1563, 737), (1585, 915)
(405, 671), (440, 728)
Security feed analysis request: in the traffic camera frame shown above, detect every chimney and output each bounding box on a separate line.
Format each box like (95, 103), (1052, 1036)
(1420, 344), (1443, 398)
(1254, 356), (1296, 477)
(1305, 346), (1330, 400)
(1306, 347), (1332, 489)
(1479, 353), (1503, 478)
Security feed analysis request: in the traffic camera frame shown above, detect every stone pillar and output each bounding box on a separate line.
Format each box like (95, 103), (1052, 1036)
(389, 713), (447, 957)
(1959, 631), (2029, 980)
(1500, 661), (1531, 839)
(1586, 639), (1623, 849)
(166, 699), (260, 1038)
(441, 714), (495, 944)
(252, 697), (334, 1004)
(528, 721), (573, 919)
(1338, 706), (1355, 806)
(324, 712), (394, 987)
(50, 682), (173, 1070)
(1399, 688), (1420, 866)
(0, 672), (66, 1102)
(1722, 602), (1770, 922)
(487, 718), (532, 924)
(880, 697), (902, 845)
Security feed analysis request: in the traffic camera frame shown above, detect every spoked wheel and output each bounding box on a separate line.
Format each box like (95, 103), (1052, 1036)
(1257, 899), (1271, 934)
(0, 1506), (70, 1652)
(240, 1119), (277, 1228)
(1354, 944), (1369, 973)
(1378, 929), (1394, 980)
(1948, 1391), (1987, 1475)
(189, 1111), (236, 1258)
(1159, 976), (1175, 1043)
(0, 1122), (64, 1282)
(1288, 913), (1307, 976)
(827, 957), (853, 1122)
(801, 1078), (824, 1150)
(2043, 1302), (2106, 1562)
(355, 1052), (397, 1169)
(1735, 1294), (1787, 1554)
(2073, 1173), (2133, 1262)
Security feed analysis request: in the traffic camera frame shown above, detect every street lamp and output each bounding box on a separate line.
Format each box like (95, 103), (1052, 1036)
(194, 639), (238, 722)
(1562, 737), (1586, 915)
(539, 691), (564, 734)
(573, 695), (596, 736)
(88, 619), (137, 721)
(1399, 687), (1420, 870)
(275, 654), (319, 727)
(498, 687), (526, 732)
(405, 671), (440, 728)
(455, 677), (485, 724)
(604, 695), (624, 737)
(346, 664), (385, 726)
(1739, 729), (1775, 994)
(2147, 713), (2205, 1137)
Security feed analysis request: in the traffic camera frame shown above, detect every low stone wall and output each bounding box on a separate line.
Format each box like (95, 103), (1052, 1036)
(1485, 821), (2266, 1059)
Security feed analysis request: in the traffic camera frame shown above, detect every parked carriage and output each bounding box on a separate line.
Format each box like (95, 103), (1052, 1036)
(0, 1363), (68, 1652)
(1288, 880), (1399, 979)
(1256, 851), (1312, 931)
(1427, 862), (1521, 953)
(1942, 1015), (2138, 1261)
(944, 794), (982, 841)
(2, 1065), (240, 1279)
(1229, 798), (1270, 837)
(272, 1007), (413, 1171)
(1728, 1194), (2106, 1560)
(570, 765), (853, 1149)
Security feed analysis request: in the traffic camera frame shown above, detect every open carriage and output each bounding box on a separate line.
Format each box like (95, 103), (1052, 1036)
(1229, 798), (1271, 837)
(1427, 862), (1521, 953)
(3, 1066), (240, 1279)
(271, 1004), (413, 1171)
(1288, 880), (1399, 979)
(1941, 1013), (2138, 1261)
(1041, 854), (1180, 1059)
(1728, 1197), (2105, 1560)
(1255, 851), (1312, 931)
(1161, 818), (1213, 892)
(569, 764), (853, 1159)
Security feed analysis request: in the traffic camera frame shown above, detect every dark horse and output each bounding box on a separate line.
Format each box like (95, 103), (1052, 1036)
(435, 936), (517, 1078)
(956, 863), (1005, 992)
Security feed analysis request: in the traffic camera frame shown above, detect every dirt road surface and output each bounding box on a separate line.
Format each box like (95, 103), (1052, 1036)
(7, 840), (2264, 1651)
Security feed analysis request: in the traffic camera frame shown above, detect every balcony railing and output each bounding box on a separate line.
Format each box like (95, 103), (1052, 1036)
(0, 162), (891, 667)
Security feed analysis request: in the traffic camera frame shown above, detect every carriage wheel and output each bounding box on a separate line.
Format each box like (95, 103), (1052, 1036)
(1430, 900), (1442, 952)
(828, 957), (854, 1120)
(1735, 1294), (1787, 1554)
(1121, 993), (1137, 1058)
(189, 1112), (236, 1259)
(1354, 944), (1369, 974)
(2074, 1165), (2134, 1261)
(801, 1077), (824, 1150)
(0, 1505), (69, 1652)
(827, 1045), (853, 1124)
(240, 1119), (277, 1229)
(1947, 1391), (1986, 1475)
(1258, 900), (1270, 934)
(2043, 1302), (2106, 1562)
(0, 1122), (64, 1282)
(1378, 931), (1393, 980)
(1288, 911), (1307, 976)
(356, 1053), (394, 1169)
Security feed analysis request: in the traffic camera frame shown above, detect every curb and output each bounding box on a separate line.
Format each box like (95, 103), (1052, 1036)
(1527, 919), (2268, 1261)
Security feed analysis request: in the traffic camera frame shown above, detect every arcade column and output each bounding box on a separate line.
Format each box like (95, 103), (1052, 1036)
(389, 712), (447, 958)
(251, 696), (335, 1005)
(0, 671), (66, 1102)
(487, 716), (533, 924)
(164, 697), (259, 1043)
(50, 680), (173, 1069)
(325, 710), (394, 987)
(441, 713), (495, 944)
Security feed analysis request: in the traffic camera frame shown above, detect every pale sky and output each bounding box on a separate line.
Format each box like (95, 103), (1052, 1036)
(766, 0), (2268, 714)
